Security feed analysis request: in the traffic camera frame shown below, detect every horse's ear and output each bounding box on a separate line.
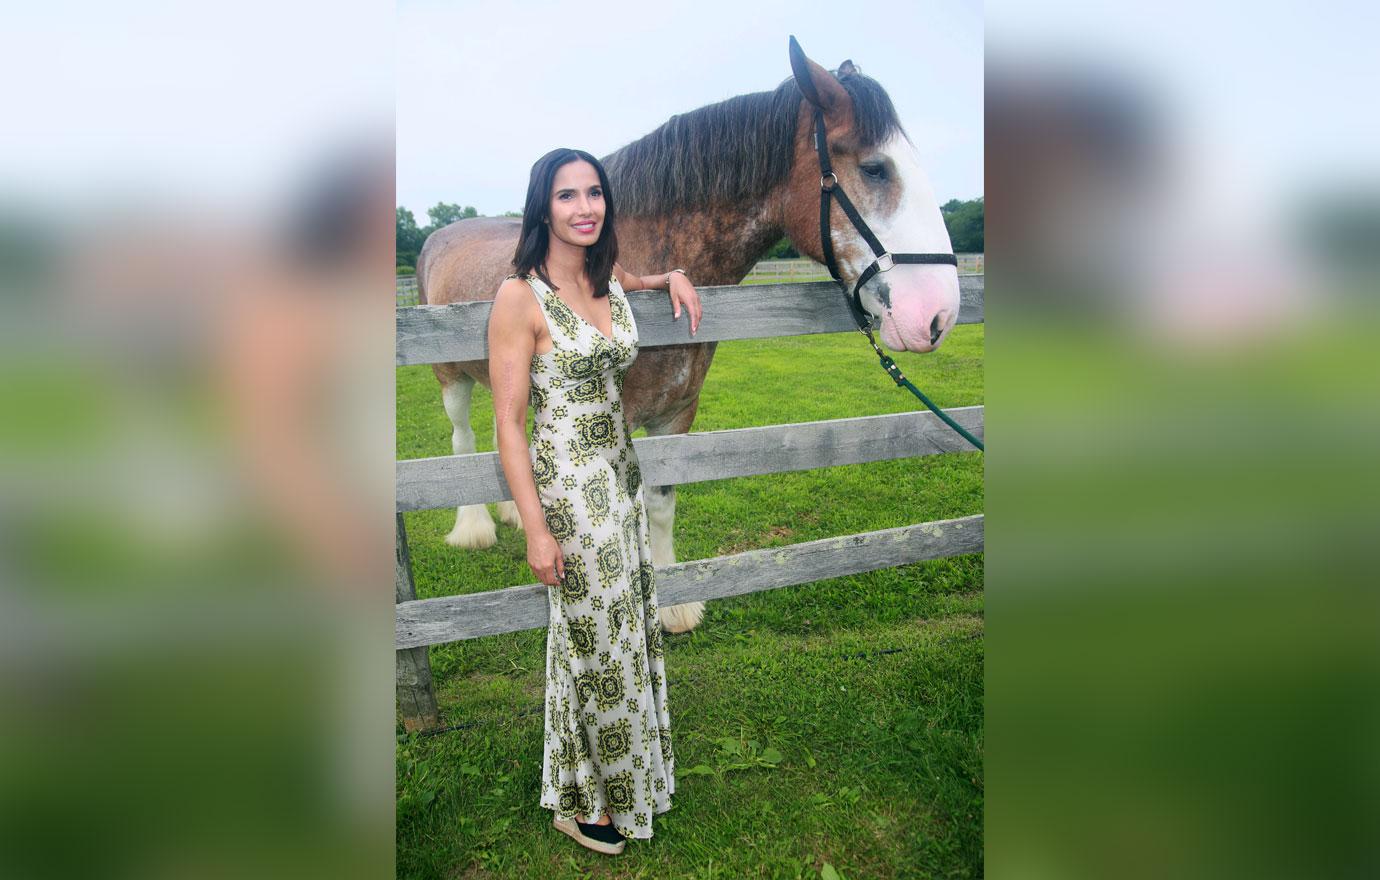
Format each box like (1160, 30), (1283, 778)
(837, 59), (858, 77)
(788, 35), (848, 115)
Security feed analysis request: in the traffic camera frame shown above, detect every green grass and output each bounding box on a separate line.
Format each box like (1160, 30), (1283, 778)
(396, 324), (984, 879)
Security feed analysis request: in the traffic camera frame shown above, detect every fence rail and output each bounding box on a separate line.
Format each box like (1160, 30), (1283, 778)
(397, 515), (983, 649)
(744, 254), (984, 279)
(396, 256), (983, 307)
(397, 277), (983, 365)
(398, 407), (983, 512)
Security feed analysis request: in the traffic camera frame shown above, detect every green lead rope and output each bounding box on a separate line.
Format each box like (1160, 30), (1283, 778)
(860, 325), (984, 452)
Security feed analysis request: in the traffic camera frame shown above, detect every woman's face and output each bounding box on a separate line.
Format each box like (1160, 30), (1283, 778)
(546, 159), (606, 249)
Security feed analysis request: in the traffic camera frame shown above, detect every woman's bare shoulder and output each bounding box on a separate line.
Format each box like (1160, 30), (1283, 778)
(494, 274), (535, 302)
(490, 275), (540, 325)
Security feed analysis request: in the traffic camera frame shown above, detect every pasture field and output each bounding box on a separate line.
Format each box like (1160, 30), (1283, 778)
(396, 320), (984, 879)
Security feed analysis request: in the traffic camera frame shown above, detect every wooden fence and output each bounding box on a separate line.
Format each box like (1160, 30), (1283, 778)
(394, 276), (985, 730)
(397, 256), (983, 307)
(397, 274), (419, 307)
(742, 254), (984, 281)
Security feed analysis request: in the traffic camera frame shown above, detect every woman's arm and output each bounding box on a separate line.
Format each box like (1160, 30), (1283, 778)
(488, 278), (543, 531)
(614, 263), (675, 293)
(488, 278), (564, 584)
(613, 263), (702, 336)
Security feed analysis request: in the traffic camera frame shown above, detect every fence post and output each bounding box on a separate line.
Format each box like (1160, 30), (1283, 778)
(396, 514), (441, 731)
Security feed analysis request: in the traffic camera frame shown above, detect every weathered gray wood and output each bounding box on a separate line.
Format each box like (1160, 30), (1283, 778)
(396, 276), (984, 366)
(395, 514), (983, 649)
(396, 406), (983, 512)
(395, 514), (440, 731)
(959, 274), (983, 323)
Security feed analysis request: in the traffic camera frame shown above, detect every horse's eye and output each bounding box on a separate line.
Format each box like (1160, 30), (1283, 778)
(861, 163), (887, 180)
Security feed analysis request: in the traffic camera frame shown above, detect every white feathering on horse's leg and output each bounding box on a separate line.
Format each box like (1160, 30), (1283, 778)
(496, 500), (523, 530)
(492, 420), (524, 529)
(660, 602), (704, 634)
(441, 378), (498, 548)
(646, 484), (704, 633)
(446, 504), (498, 548)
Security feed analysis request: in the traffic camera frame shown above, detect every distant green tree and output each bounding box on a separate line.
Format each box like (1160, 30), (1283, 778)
(941, 197), (984, 253)
(397, 202), (483, 270)
(427, 202), (478, 229)
(396, 207), (426, 269)
(765, 237), (800, 259)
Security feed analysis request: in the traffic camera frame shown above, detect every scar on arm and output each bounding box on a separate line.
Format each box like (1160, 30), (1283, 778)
(496, 357), (519, 428)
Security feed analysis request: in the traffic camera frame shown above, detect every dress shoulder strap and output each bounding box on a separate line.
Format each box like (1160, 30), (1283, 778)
(502, 272), (543, 304)
(516, 273), (549, 313)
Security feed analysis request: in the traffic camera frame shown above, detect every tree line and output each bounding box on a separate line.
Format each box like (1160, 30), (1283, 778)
(941, 197), (983, 253)
(396, 196), (982, 270)
(396, 202), (520, 271)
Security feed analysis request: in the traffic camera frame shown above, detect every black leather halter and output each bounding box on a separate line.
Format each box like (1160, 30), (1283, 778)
(811, 105), (959, 330)
(799, 79), (982, 451)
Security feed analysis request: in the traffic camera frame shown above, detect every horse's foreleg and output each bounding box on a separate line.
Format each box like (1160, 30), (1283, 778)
(644, 484), (678, 567)
(644, 483), (704, 633)
(439, 374), (498, 549)
(493, 419), (524, 529)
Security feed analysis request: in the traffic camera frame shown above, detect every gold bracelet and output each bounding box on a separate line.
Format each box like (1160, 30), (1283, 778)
(666, 268), (686, 288)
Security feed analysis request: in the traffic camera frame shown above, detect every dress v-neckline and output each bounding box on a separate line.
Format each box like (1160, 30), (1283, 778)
(568, 301), (615, 344)
(533, 274), (616, 343)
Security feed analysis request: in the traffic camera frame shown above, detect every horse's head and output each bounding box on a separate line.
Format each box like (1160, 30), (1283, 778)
(780, 39), (961, 353)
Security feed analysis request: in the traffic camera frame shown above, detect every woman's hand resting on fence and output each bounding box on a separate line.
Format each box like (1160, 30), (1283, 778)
(527, 528), (566, 587)
(667, 271), (701, 336)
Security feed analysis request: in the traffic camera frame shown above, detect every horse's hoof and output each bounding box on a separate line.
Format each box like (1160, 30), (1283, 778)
(445, 508), (497, 549)
(445, 523), (497, 549)
(660, 601), (704, 633)
(497, 500), (524, 530)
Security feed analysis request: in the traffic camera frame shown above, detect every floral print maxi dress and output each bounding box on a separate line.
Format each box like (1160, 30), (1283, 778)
(520, 272), (676, 840)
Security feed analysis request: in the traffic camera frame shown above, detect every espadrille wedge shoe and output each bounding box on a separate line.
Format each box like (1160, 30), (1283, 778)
(553, 815), (626, 855)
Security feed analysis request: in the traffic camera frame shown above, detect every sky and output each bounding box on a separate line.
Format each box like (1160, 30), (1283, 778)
(396, 0), (984, 220)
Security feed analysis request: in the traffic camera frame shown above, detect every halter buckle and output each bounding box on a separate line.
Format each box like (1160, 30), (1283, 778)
(820, 172), (838, 191)
(875, 252), (895, 273)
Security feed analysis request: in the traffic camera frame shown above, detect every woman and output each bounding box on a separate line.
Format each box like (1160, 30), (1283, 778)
(486, 148), (701, 855)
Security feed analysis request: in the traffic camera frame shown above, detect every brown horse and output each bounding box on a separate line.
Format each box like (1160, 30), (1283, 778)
(416, 39), (961, 634)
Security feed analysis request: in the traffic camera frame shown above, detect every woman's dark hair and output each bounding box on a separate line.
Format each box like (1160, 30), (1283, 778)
(513, 148), (619, 298)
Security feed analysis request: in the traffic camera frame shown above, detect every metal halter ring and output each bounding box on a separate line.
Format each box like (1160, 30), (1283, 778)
(875, 252), (895, 272)
(820, 172), (838, 191)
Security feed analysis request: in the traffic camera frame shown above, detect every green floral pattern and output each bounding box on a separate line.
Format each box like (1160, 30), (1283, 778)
(531, 438), (558, 490)
(522, 273), (674, 840)
(598, 717), (633, 763)
(568, 377), (608, 404)
(558, 554), (590, 606)
(542, 496), (577, 543)
(581, 471), (612, 528)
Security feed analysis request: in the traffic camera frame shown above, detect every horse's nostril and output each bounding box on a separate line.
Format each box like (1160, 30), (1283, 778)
(930, 315), (943, 345)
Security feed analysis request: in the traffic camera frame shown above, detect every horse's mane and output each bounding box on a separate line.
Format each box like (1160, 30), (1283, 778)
(602, 70), (907, 218)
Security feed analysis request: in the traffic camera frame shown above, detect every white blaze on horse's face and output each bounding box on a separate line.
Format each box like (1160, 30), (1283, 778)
(844, 132), (961, 354)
